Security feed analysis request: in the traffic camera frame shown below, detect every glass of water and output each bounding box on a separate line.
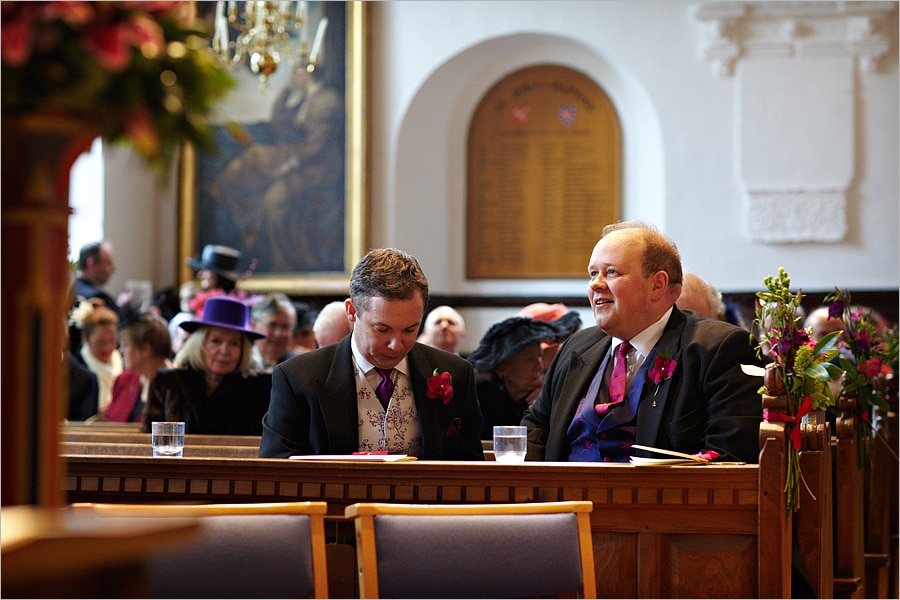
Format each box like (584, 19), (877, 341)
(493, 425), (527, 463)
(151, 421), (185, 457)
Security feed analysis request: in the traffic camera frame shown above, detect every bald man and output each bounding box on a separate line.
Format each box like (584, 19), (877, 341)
(676, 272), (724, 320)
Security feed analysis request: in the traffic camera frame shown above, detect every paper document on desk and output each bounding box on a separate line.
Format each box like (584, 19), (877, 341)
(629, 456), (702, 466)
(289, 454), (417, 462)
(629, 444), (710, 465)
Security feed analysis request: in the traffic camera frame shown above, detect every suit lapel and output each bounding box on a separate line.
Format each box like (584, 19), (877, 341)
(552, 335), (611, 436)
(317, 338), (362, 453)
(406, 345), (443, 457)
(636, 310), (686, 445)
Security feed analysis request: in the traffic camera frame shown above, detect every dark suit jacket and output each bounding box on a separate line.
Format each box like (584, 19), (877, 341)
(522, 308), (763, 464)
(67, 352), (99, 421)
(259, 336), (484, 460)
(73, 276), (119, 314)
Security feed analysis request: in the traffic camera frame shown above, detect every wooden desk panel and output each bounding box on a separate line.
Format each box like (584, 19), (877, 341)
(63, 457), (763, 598)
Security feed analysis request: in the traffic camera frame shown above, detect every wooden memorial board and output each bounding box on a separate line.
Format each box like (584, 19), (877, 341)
(467, 64), (621, 279)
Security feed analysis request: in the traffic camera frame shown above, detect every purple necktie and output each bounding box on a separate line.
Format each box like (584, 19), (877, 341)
(374, 368), (394, 410)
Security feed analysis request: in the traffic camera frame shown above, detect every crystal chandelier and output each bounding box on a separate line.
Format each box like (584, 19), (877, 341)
(211, 1), (328, 86)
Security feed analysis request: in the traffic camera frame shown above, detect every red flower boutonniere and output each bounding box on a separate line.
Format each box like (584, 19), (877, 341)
(648, 350), (677, 396)
(426, 369), (453, 405)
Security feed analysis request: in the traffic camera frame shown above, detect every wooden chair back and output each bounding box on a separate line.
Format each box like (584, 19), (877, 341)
(70, 501), (329, 598)
(345, 500), (596, 599)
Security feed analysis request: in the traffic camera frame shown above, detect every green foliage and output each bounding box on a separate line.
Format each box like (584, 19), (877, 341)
(753, 268), (843, 513)
(824, 287), (895, 466)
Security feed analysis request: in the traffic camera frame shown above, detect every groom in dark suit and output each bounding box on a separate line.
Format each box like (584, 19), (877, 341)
(522, 221), (763, 464)
(259, 248), (484, 460)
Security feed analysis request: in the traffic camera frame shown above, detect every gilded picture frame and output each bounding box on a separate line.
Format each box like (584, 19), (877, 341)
(178, 1), (367, 295)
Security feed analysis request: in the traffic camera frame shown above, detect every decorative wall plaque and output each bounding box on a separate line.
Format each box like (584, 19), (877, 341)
(466, 64), (622, 279)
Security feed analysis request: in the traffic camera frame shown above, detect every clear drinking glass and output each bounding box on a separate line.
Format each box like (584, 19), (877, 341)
(493, 425), (527, 463)
(151, 421), (185, 457)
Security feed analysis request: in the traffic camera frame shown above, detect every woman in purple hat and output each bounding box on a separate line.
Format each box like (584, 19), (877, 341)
(142, 296), (272, 435)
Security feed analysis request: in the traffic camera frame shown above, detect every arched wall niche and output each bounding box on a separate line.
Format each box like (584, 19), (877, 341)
(391, 32), (665, 296)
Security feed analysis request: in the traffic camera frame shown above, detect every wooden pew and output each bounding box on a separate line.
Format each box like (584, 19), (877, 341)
(865, 407), (898, 599)
(59, 441), (259, 458)
(64, 454), (787, 597)
(60, 390), (839, 598)
(833, 394), (869, 599)
(60, 428), (262, 448)
(798, 411), (834, 598)
(59, 423), (263, 458)
(62, 420), (142, 431)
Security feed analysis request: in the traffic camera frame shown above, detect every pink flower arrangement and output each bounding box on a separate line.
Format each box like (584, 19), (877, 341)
(754, 268), (843, 512)
(1, 1), (233, 171)
(426, 370), (453, 405)
(825, 287), (895, 466)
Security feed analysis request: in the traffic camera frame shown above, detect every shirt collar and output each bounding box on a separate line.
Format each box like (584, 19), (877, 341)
(612, 306), (672, 359)
(350, 334), (410, 377)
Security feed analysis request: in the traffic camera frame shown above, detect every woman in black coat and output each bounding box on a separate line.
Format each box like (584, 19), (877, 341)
(143, 296), (271, 435)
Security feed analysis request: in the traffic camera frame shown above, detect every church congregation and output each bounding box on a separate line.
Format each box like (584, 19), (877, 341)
(3, 1), (897, 598)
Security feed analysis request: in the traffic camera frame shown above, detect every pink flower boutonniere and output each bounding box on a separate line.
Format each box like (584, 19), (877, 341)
(648, 350), (677, 396)
(426, 369), (453, 405)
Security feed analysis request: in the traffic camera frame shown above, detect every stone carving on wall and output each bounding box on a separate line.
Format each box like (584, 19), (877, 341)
(693, 1), (896, 243)
(693, 1), (895, 77)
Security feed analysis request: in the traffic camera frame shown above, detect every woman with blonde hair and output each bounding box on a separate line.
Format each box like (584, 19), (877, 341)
(143, 297), (272, 435)
(71, 302), (123, 416)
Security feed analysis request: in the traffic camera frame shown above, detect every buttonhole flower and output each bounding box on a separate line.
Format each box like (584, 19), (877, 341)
(426, 369), (453, 405)
(648, 350), (676, 396)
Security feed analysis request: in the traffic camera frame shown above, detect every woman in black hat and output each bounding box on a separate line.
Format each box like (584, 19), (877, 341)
(468, 316), (579, 440)
(187, 244), (245, 293)
(142, 296), (272, 435)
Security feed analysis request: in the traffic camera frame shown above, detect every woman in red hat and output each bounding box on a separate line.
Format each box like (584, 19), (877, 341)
(142, 296), (272, 435)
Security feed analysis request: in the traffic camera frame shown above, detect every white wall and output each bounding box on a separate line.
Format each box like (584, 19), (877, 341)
(99, 0), (899, 353)
(372, 1), (898, 292)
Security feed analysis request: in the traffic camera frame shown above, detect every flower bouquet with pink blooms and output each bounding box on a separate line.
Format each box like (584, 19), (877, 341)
(1, 1), (233, 171)
(824, 287), (894, 467)
(753, 268), (842, 512)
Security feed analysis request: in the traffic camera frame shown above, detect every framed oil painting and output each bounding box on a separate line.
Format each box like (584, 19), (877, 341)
(179, 1), (367, 295)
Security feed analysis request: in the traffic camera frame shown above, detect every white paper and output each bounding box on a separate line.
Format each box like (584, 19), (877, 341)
(741, 364), (766, 377)
(289, 454), (416, 462)
(630, 456), (699, 466)
(630, 444), (708, 463)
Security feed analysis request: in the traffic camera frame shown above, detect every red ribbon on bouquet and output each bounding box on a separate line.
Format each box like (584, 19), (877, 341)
(762, 395), (813, 450)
